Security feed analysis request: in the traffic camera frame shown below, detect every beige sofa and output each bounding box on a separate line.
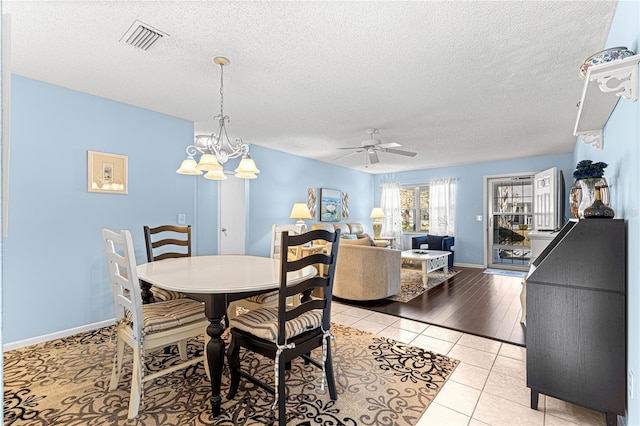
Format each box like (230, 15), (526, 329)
(311, 222), (388, 247)
(310, 223), (401, 300)
(333, 244), (401, 301)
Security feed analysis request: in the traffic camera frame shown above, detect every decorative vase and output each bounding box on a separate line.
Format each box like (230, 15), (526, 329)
(584, 186), (615, 218)
(570, 177), (610, 218)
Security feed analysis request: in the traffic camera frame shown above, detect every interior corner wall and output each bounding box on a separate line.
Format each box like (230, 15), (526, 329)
(2, 76), (196, 344)
(373, 153), (573, 265)
(244, 145), (375, 256)
(574, 2), (640, 423)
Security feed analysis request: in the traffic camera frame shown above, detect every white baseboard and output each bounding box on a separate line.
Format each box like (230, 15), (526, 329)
(454, 262), (484, 269)
(3, 318), (116, 351)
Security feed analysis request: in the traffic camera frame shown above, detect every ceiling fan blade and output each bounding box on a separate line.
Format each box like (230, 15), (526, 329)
(378, 142), (401, 149)
(336, 146), (363, 150)
(368, 150), (380, 164)
(383, 148), (417, 157)
(333, 151), (361, 161)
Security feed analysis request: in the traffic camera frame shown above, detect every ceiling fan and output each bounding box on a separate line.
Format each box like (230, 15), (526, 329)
(334, 129), (417, 167)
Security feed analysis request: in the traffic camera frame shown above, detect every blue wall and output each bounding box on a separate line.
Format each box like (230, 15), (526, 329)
(245, 144), (374, 257)
(573, 2), (639, 424)
(1, 76), (374, 344)
(373, 154), (574, 265)
(3, 76), (196, 342)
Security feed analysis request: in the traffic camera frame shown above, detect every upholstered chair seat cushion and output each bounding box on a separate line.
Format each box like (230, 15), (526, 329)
(151, 286), (186, 302)
(244, 290), (280, 304)
(126, 298), (205, 334)
(229, 306), (322, 342)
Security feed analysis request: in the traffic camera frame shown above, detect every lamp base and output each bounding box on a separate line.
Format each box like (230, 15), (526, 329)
(295, 220), (308, 232)
(372, 220), (382, 238)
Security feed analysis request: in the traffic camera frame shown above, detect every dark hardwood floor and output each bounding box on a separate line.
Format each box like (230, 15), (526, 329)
(336, 267), (526, 346)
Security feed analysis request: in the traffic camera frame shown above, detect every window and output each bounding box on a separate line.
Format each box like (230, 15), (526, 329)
(400, 185), (429, 231)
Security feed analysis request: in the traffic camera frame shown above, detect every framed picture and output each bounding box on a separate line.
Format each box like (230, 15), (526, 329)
(320, 188), (342, 222)
(87, 150), (128, 194)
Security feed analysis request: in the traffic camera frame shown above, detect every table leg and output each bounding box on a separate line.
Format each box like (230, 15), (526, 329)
(203, 294), (227, 417)
(421, 260), (428, 287)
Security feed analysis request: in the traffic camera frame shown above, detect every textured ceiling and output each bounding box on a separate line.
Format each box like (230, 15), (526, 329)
(3, 1), (618, 173)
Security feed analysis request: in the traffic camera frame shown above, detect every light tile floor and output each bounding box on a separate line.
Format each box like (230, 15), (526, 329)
(331, 301), (607, 426)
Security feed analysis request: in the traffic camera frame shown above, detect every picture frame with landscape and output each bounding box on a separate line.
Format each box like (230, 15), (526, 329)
(320, 188), (342, 222)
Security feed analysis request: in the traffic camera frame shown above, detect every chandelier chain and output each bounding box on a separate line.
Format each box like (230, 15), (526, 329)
(219, 62), (224, 117)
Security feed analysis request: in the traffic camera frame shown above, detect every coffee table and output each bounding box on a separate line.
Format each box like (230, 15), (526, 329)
(401, 249), (452, 287)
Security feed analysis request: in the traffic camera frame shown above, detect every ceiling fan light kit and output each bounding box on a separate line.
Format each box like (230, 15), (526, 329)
(335, 129), (417, 167)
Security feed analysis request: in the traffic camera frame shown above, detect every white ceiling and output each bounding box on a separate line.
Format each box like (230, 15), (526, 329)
(2, 1), (618, 174)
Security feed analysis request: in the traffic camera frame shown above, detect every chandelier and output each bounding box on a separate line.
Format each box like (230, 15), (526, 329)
(176, 57), (260, 180)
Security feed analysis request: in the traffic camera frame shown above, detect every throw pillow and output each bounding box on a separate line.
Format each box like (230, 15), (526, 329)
(342, 233), (358, 240)
(341, 237), (373, 246)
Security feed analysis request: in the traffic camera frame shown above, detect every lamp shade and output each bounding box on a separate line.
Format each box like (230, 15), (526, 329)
(196, 154), (223, 171)
(176, 158), (203, 175)
(203, 169), (227, 180)
(235, 155), (260, 174)
(290, 202), (312, 220)
(370, 207), (385, 219)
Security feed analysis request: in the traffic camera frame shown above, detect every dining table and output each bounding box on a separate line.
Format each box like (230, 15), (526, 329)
(136, 254), (317, 416)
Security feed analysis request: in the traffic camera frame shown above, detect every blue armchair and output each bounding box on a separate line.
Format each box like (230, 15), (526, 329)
(411, 235), (455, 269)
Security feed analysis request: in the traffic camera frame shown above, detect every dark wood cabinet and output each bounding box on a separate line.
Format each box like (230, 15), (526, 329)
(526, 219), (626, 426)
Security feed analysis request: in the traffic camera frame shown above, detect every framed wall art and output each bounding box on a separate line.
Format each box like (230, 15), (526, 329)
(320, 188), (342, 222)
(87, 150), (128, 194)
(307, 188), (317, 218)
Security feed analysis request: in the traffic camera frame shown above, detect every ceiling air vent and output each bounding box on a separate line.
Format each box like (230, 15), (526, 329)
(120, 20), (168, 51)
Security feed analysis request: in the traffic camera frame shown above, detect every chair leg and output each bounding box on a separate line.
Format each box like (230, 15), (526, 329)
(128, 346), (143, 419)
(203, 328), (211, 380)
(109, 335), (125, 390)
(278, 354), (287, 426)
(178, 339), (188, 361)
(226, 336), (241, 398)
(227, 302), (237, 321)
(325, 339), (337, 400)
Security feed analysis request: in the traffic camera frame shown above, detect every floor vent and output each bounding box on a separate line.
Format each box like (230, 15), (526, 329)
(120, 20), (168, 51)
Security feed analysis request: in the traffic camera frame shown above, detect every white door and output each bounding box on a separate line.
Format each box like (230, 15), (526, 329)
(533, 167), (558, 231)
(219, 175), (246, 254)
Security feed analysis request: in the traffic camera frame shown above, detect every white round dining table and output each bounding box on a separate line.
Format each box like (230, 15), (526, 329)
(137, 255), (317, 417)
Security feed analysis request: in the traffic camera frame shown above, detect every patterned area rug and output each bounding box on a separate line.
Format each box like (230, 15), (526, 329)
(388, 266), (460, 303)
(4, 323), (458, 426)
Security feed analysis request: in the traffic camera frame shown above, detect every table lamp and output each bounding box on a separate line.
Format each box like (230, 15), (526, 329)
(290, 202), (312, 231)
(370, 207), (385, 238)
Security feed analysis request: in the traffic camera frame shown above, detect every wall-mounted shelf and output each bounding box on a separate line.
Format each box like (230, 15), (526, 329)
(574, 54), (640, 149)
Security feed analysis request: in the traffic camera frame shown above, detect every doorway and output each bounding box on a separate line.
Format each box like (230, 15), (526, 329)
(486, 174), (533, 271)
(218, 174), (246, 254)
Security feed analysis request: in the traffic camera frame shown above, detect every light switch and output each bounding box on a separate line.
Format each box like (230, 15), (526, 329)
(177, 213), (186, 225)
(476, 215), (483, 221)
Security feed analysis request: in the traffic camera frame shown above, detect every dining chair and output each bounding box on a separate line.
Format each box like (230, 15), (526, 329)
(142, 224), (191, 302)
(226, 228), (341, 426)
(102, 228), (208, 419)
(226, 224), (304, 320)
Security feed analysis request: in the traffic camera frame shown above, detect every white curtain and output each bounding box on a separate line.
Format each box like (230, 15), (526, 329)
(380, 183), (402, 249)
(429, 178), (455, 235)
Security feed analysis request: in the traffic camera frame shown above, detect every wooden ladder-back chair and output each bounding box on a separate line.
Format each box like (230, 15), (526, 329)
(227, 224), (304, 320)
(226, 228), (341, 425)
(141, 225), (191, 302)
(102, 228), (208, 419)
